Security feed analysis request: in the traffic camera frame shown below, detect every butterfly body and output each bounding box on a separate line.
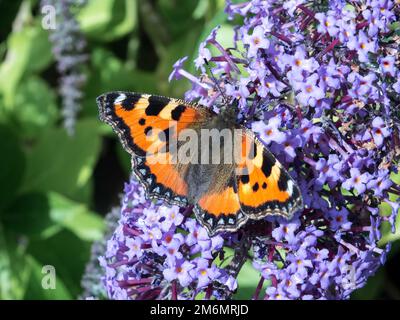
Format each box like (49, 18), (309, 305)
(178, 112), (239, 203)
(97, 92), (303, 235)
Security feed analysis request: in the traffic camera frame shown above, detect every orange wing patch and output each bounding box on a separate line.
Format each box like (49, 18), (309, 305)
(198, 187), (241, 216)
(236, 131), (303, 220)
(110, 93), (205, 156)
(145, 152), (187, 195)
(97, 92), (212, 206)
(194, 176), (247, 236)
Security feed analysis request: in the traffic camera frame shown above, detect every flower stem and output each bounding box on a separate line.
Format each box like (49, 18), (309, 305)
(271, 31), (292, 44)
(297, 4), (315, 18)
(205, 284), (213, 300)
(252, 277), (265, 300)
(321, 38), (340, 56)
(171, 280), (178, 300)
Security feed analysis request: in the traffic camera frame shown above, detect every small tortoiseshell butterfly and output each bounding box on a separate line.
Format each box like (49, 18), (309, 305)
(97, 92), (303, 235)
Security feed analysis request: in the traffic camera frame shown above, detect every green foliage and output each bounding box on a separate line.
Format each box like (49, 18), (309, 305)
(22, 119), (102, 202)
(234, 258), (269, 300)
(77, 0), (137, 42)
(0, 125), (25, 212)
(0, 3), (52, 108)
(12, 76), (58, 138)
(0, 0), (228, 300)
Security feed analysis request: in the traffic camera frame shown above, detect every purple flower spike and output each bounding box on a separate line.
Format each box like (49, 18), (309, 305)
(243, 25), (270, 58)
(98, 0), (400, 301)
(100, 179), (233, 300)
(252, 117), (286, 145)
(169, 56), (188, 82)
(347, 31), (376, 63)
(315, 12), (339, 36)
(163, 259), (195, 287)
(363, 117), (391, 147)
(379, 56), (397, 77)
(342, 168), (371, 195)
(296, 73), (325, 107)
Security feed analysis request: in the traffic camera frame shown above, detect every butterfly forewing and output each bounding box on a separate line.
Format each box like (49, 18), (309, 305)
(97, 92), (211, 206)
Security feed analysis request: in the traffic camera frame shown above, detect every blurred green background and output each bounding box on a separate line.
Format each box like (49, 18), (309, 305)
(0, 0), (399, 300)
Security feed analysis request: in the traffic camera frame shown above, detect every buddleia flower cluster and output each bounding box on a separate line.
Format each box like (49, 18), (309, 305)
(41, 0), (88, 135)
(98, 0), (400, 300)
(100, 180), (238, 300)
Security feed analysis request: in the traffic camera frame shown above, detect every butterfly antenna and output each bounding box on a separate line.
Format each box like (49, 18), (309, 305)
(203, 58), (230, 107)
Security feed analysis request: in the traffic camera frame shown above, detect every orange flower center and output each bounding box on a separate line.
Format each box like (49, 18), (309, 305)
(283, 226), (289, 233)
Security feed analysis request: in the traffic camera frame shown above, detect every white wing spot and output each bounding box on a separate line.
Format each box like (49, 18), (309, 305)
(115, 94), (126, 104)
(287, 180), (294, 196)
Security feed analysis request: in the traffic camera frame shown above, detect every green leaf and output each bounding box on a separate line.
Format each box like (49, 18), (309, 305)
(11, 76), (58, 138)
(2, 192), (104, 241)
(390, 22), (400, 34)
(0, 224), (31, 299)
(193, 0), (209, 19)
(2, 193), (56, 238)
(0, 124), (25, 211)
(378, 172), (400, 246)
(27, 229), (93, 297)
(234, 258), (268, 299)
(379, 213), (400, 245)
(157, 25), (203, 97)
(157, 0), (201, 39)
(48, 192), (104, 242)
(0, 20), (52, 108)
(0, 227), (72, 299)
(23, 256), (73, 300)
(78, 0), (137, 41)
(351, 268), (384, 299)
(82, 47), (157, 118)
(22, 119), (102, 203)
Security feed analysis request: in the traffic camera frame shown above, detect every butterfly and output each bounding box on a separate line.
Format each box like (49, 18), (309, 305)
(97, 92), (303, 236)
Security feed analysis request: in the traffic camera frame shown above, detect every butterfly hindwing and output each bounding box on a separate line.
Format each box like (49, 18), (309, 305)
(236, 130), (303, 220)
(194, 175), (248, 236)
